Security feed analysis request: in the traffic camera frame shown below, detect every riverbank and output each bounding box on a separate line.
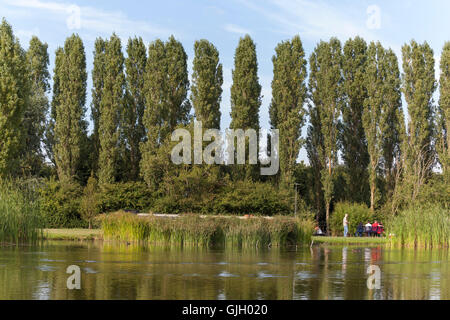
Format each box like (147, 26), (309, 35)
(42, 229), (103, 240)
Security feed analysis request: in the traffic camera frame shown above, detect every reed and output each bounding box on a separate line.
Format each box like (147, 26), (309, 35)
(100, 212), (314, 247)
(0, 179), (42, 244)
(387, 205), (449, 248)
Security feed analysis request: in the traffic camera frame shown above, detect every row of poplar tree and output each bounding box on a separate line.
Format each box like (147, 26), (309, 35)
(0, 18), (448, 225)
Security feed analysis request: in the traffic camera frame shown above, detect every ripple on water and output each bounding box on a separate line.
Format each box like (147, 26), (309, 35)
(218, 271), (238, 278)
(36, 265), (57, 272)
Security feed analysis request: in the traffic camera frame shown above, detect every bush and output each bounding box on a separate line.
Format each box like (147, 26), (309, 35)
(98, 181), (154, 213)
(213, 181), (293, 216)
(39, 179), (87, 228)
(330, 202), (374, 236)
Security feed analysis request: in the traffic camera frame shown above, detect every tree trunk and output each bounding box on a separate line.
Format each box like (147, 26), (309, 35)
(326, 202), (330, 235)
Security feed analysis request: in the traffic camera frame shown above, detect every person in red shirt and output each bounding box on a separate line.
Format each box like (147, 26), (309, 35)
(372, 221), (379, 237)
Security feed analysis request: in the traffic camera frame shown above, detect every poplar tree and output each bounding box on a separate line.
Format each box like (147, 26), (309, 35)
(341, 37), (369, 203)
(308, 38), (343, 231)
(401, 40), (437, 178)
(270, 35), (308, 187)
(123, 37), (147, 181)
(22, 36), (50, 176)
(98, 33), (125, 186)
(363, 42), (385, 211)
(437, 42), (449, 175)
(191, 39), (223, 129)
(380, 49), (405, 194)
(0, 19), (29, 177)
(53, 34), (87, 183)
(90, 38), (106, 176)
(141, 36), (190, 188)
(230, 35), (261, 180)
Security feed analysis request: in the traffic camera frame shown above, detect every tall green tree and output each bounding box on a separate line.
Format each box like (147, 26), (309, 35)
(437, 42), (449, 176)
(401, 40), (437, 178)
(191, 39), (223, 129)
(123, 37), (147, 181)
(22, 36), (50, 176)
(341, 37), (369, 204)
(270, 35), (308, 187)
(229, 35), (260, 180)
(380, 48), (405, 195)
(90, 38), (106, 176)
(308, 38), (343, 232)
(53, 34), (87, 183)
(0, 19), (30, 177)
(363, 42), (386, 211)
(98, 34), (125, 186)
(140, 36), (190, 188)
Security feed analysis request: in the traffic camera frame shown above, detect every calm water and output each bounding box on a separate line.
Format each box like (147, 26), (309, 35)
(0, 241), (448, 300)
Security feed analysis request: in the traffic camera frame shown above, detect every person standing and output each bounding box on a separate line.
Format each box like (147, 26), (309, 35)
(343, 214), (349, 237)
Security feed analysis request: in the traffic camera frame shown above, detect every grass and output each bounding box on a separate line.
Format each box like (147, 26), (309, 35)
(100, 211), (315, 247)
(0, 179), (42, 244)
(42, 229), (103, 240)
(312, 236), (388, 245)
(386, 205), (449, 248)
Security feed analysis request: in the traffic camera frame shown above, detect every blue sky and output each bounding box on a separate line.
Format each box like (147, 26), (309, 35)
(1, 0), (449, 162)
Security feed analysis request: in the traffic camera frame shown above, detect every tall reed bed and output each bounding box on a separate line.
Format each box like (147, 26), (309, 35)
(387, 205), (449, 248)
(100, 212), (314, 247)
(0, 179), (42, 244)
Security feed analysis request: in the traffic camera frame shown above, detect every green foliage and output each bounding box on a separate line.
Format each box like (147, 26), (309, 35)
(100, 212), (314, 247)
(141, 36), (190, 187)
(123, 37), (147, 180)
(98, 181), (154, 213)
(230, 35), (261, 181)
(80, 174), (100, 229)
(0, 179), (42, 243)
(216, 181), (293, 216)
(308, 38), (343, 230)
(21, 36), (50, 177)
(53, 34), (88, 183)
(38, 179), (86, 228)
(330, 202), (374, 236)
(387, 205), (449, 248)
(98, 33), (125, 185)
(0, 19), (30, 177)
(401, 40), (437, 178)
(341, 37), (370, 204)
(191, 39), (223, 129)
(437, 42), (449, 175)
(270, 35), (307, 187)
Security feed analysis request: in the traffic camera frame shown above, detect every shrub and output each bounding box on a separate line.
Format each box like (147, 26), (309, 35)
(98, 181), (154, 213)
(330, 202), (374, 236)
(39, 179), (86, 228)
(214, 181), (293, 216)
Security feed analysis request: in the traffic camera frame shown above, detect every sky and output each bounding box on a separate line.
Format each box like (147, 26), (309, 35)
(1, 0), (449, 163)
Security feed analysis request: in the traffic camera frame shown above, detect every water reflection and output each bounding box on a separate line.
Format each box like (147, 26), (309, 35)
(0, 241), (448, 300)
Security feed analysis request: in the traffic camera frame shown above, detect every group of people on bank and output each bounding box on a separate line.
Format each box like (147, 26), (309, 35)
(313, 214), (385, 237)
(344, 214), (384, 237)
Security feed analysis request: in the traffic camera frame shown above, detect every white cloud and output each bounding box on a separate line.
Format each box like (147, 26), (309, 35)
(3, 0), (172, 38)
(224, 24), (251, 35)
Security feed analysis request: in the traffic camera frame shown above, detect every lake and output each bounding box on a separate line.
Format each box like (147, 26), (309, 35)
(0, 241), (448, 300)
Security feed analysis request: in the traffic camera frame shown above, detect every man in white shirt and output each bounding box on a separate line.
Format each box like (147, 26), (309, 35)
(343, 214), (349, 237)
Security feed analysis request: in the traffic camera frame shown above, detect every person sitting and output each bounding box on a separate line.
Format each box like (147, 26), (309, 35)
(355, 223), (364, 237)
(364, 222), (372, 237)
(372, 221), (379, 237)
(377, 222), (384, 237)
(314, 226), (325, 236)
